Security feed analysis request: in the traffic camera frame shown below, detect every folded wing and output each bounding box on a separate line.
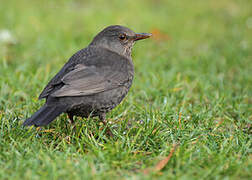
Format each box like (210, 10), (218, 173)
(51, 63), (127, 97)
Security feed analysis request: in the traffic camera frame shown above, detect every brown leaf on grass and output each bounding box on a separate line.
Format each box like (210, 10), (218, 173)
(151, 28), (170, 42)
(154, 143), (179, 171)
(143, 143), (179, 175)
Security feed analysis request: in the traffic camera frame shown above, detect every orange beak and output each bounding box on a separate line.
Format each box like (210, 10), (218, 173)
(133, 33), (152, 41)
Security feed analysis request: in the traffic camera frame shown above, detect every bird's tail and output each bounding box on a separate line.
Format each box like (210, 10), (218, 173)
(23, 104), (68, 126)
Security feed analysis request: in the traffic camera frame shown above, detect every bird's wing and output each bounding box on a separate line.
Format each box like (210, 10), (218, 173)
(51, 62), (128, 97)
(39, 47), (132, 98)
(38, 48), (90, 99)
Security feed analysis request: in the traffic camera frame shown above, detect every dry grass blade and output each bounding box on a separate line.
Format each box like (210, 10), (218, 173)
(143, 143), (179, 175)
(154, 143), (179, 171)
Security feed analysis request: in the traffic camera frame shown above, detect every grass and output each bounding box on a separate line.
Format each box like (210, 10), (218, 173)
(0, 0), (251, 179)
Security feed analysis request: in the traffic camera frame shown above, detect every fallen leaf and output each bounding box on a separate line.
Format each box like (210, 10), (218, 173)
(143, 143), (179, 175)
(154, 143), (178, 171)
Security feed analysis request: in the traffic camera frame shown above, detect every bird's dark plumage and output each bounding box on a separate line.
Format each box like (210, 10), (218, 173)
(23, 25), (151, 131)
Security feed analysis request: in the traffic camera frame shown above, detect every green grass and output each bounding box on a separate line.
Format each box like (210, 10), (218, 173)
(0, 0), (252, 179)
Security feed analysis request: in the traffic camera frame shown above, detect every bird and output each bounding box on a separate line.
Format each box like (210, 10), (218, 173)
(23, 25), (151, 134)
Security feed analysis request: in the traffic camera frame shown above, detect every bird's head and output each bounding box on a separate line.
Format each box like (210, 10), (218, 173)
(90, 25), (151, 57)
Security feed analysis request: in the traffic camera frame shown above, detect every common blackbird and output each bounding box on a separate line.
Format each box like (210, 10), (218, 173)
(23, 25), (151, 132)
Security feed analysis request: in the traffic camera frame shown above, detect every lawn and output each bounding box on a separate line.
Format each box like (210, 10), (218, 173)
(0, 0), (251, 179)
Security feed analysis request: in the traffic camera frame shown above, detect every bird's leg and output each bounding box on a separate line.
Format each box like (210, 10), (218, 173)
(35, 126), (42, 138)
(67, 113), (74, 124)
(99, 113), (113, 137)
(67, 113), (77, 131)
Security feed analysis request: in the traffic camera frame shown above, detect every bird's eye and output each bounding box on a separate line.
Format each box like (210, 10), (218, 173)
(119, 34), (127, 40)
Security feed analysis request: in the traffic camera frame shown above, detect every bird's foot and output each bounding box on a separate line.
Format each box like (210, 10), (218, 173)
(99, 114), (114, 137)
(67, 113), (76, 130)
